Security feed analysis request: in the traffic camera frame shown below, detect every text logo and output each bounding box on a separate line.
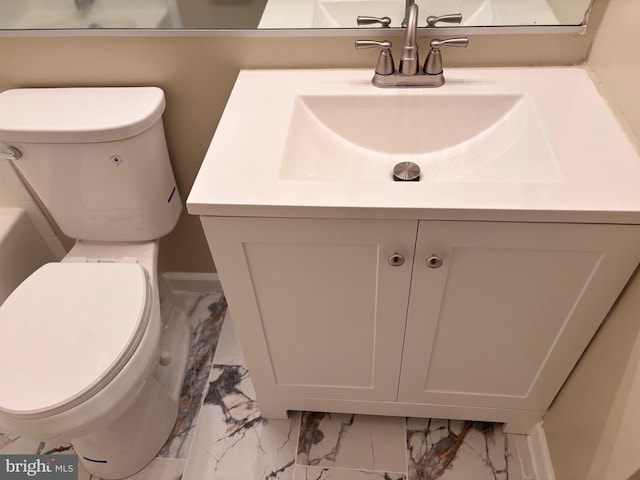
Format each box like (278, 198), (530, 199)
(0, 456), (77, 480)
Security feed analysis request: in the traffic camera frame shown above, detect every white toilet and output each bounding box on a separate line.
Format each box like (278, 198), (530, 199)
(0, 87), (189, 479)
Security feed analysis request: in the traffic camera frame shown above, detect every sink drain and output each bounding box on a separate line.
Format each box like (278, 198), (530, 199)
(393, 162), (420, 181)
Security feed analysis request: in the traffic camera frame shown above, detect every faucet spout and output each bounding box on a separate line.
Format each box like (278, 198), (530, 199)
(399, 2), (419, 75)
(401, 0), (413, 27)
(355, 8), (468, 87)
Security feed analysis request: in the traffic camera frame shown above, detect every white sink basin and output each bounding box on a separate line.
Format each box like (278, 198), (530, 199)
(187, 68), (640, 224)
(258, 0), (564, 28)
(312, 0), (404, 27)
(281, 93), (558, 182)
(312, 0), (492, 27)
(260, 0), (492, 28)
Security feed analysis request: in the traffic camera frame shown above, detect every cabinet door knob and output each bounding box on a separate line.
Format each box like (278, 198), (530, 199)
(425, 255), (444, 268)
(388, 253), (405, 266)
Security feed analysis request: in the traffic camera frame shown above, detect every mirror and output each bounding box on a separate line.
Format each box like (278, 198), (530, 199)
(0, 0), (594, 30)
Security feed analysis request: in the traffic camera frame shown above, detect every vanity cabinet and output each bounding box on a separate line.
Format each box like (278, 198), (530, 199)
(201, 218), (416, 403)
(200, 216), (640, 433)
(399, 221), (640, 413)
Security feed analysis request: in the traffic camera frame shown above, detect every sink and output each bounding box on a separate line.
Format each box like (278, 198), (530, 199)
(312, 0), (492, 27)
(258, 0), (490, 28)
(258, 0), (563, 28)
(260, 0), (492, 28)
(187, 68), (640, 223)
(312, 0), (404, 27)
(280, 93), (559, 182)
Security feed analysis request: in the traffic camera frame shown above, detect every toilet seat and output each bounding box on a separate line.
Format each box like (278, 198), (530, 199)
(0, 262), (151, 419)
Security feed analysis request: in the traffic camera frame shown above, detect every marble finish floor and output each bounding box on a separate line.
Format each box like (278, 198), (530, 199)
(0, 289), (538, 480)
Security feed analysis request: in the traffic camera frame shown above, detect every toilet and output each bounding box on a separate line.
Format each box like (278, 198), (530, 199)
(0, 87), (189, 479)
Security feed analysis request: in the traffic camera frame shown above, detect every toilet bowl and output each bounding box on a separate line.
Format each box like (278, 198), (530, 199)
(0, 87), (187, 479)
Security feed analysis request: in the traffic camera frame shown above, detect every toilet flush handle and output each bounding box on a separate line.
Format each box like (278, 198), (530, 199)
(0, 146), (22, 161)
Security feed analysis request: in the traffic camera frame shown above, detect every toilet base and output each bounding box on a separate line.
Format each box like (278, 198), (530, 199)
(72, 303), (191, 479)
(73, 376), (177, 479)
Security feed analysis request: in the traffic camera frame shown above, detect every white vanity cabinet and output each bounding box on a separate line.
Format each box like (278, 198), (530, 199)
(188, 68), (640, 434)
(201, 217), (416, 404)
(399, 221), (640, 415)
(200, 216), (640, 433)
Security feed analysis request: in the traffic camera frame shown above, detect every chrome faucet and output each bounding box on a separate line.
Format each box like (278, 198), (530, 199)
(74, 0), (94, 10)
(355, 3), (469, 87)
(401, 0), (414, 28)
(356, 15), (391, 27)
(399, 3), (419, 75)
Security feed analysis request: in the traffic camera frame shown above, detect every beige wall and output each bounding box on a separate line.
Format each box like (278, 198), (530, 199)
(587, 0), (640, 145)
(543, 0), (640, 478)
(0, 29), (599, 273)
(544, 271), (640, 479)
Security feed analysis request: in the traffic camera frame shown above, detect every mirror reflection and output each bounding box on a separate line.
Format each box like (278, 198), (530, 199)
(260, 0), (592, 28)
(0, 0), (593, 30)
(0, 0), (183, 29)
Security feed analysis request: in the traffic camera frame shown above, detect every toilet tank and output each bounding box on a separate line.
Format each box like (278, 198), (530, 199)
(0, 87), (182, 242)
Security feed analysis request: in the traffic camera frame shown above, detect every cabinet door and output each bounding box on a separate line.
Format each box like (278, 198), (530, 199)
(201, 217), (417, 408)
(398, 221), (640, 411)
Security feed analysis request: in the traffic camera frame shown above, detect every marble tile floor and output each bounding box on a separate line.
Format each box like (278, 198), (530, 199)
(0, 289), (538, 480)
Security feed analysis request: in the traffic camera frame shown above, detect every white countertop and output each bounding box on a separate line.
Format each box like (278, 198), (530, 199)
(187, 67), (640, 224)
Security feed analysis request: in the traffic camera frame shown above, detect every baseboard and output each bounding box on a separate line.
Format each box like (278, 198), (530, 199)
(528, 422), (556, 480)
(163, 271), (222, 293)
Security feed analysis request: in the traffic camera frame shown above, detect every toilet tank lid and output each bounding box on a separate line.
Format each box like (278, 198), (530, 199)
(0, 87), (165, 143)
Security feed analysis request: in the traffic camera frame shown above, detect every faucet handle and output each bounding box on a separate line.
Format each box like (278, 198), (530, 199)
(424, 37), (468, 75)
(426, 13), (463, 26)
(355, 39), (395, 75)
(357, 16), (392, 27)
(431, 38), (469, 47)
